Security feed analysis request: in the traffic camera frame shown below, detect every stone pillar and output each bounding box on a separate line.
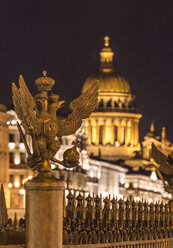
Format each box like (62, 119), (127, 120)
(131, 120), (135, 146)
(95, 119), (99, 145)
(111, 119), (115, 145)
(102, 119), (106, 145)
(135, 120), (139, 145)
(92, 119), (98, 145)
(87, 120), (92, 145)
(125, 124), (131, 146)
(133, 120), (139, 146)
(117, 120), (121, 144)
(25, 175), (65, 248)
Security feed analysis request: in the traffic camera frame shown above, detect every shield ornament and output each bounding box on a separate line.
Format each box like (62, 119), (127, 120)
(44, 119), (58, 139)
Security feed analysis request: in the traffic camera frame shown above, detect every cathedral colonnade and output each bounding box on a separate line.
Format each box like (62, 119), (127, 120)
(84, 113), (141, 148)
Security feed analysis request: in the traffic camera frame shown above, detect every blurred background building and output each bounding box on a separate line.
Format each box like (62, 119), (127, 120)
(0, 37), (172, 218)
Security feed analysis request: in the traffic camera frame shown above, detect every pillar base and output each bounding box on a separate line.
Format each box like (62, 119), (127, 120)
(24, 173), (65, 248)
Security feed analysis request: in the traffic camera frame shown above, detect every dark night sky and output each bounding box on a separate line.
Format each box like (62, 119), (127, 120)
(1, 1), (173, 142)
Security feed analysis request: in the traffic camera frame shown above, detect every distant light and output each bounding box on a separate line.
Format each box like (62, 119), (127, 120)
(115, 141), (120, 147)
(85, 192), (89, 197)
(90, 171), (94, 178)
(7, 121), (10, 125)
(23, 176), (32, 184)
(65, 189), (69, 196)
(133, 183), (138, 188)
(148, 198), (153, 204)
(102, 191), (109, 198)
(119, 177), (125, 185)
(134, 196), (140, 202)
(11, 120), (16, 125)
(14, 158), (20, 165)
(117, 194), (123, 200)
(8, 183), (12, 188)
(20, 143), (25, 150)
(163, 192), (167, 198)
(150, 171), (157, 181)
(14, 182), (20, 188)
(19, 189), (25, 195)
(83, 159), (89, 170)
(8, 143), (15, 149)
(97, 171), (101, 179)
(51, 164), (56, 169)
(124, 183), (129, 188)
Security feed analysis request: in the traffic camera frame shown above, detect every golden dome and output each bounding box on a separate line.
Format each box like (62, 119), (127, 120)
(82, 36), (131, 94)
(82, 70), (131, 94)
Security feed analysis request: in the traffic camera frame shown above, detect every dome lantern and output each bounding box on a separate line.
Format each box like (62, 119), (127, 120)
(100, 36), (114, 71)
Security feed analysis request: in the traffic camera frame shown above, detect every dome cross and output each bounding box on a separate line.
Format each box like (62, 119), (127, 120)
(104, 36), (110, 47)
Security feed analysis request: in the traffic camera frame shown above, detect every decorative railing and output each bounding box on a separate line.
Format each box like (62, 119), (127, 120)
(63, 192), (173, 245)
(1, 188), (173, 247)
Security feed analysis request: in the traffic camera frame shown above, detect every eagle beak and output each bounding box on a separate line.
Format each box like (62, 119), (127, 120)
(58, 100), (65, 108)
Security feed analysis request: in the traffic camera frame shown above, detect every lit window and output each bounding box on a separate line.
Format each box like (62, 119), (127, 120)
(19, 189), (25, 195)
(8, 183), (12, 188)
(9, 143), (15, 149)
(150, 171), (157, 181)
(115, 141), (119, 147)
(14, 182), (20, 188)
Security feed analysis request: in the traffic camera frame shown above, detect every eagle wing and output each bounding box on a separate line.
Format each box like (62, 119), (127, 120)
(152, 142), (173, 175)
(57, 82), (98, 137)
(12, 75), (41, 135)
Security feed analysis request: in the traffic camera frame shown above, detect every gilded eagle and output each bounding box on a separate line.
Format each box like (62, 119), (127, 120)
(152, 142), (173, 193)
(152, 143), (173, 175)
(12, 75), (98, 172)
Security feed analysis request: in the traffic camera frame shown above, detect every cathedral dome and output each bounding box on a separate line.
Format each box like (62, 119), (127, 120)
(82, 36), (131, 94)
(82, 70), (131, 94)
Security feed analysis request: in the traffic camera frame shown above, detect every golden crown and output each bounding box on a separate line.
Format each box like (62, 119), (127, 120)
(35, 70), (55, 91)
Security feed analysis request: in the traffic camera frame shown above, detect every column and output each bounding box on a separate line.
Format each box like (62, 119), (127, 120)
(134, 120), (139, 146)
(117, 120), (122, 145)
(25, 175), (65, 248)
(87, 120), (92, 145)
(92, 119), (98, 145)
(125, 121), (131, 145)
(95, 119), (99, 145)
(131, 120), (135, 146)
(102, 119), (106, 145)
(111, 119), (115, 145)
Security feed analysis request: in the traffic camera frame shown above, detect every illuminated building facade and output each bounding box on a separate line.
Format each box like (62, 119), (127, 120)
(0, 104), (11, 207)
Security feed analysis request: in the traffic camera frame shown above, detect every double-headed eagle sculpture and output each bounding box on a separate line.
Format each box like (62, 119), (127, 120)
(152, 143), (173, 194)
(12, 71), (98, 174)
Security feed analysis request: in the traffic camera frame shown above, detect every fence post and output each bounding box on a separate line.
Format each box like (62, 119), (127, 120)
(24, 174), (65, 248)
